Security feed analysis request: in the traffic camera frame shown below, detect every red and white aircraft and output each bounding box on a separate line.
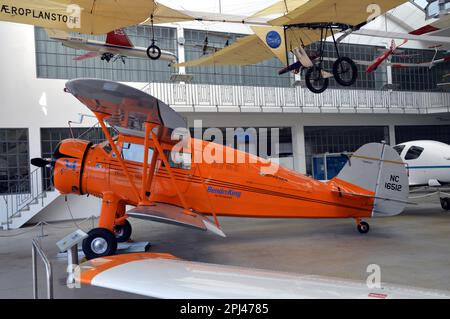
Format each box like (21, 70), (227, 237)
(366, 39), (409, 73)
(46, 29), (177, 64)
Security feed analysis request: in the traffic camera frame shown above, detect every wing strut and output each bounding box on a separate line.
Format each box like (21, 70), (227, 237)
(96, 112), (142, 202)
(150, 126), (192, 215)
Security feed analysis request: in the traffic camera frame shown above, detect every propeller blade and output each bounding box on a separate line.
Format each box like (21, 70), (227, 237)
(31, 158), (51, 168)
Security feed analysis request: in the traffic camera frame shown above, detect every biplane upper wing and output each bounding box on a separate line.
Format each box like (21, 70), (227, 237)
(0, 1), (193, 35)
(65, 79), (186, 142)
(76, 253), (450, 299)
(269, 0), (407, 26)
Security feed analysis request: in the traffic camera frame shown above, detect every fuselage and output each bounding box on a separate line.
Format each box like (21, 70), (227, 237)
(52, 135), (375, 220)
(58, 37), (177, 62)
(394, 140), (450, 186)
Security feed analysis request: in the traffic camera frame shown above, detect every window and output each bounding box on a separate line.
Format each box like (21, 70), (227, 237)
(395, 125), (450, 145)
(393, 145), (405, 156)
(121, 142), (154, 163)
(405, 146), (424, 160)
(0, 129), (30, 194)
(163, 150), (192, 170)
(304, 126), (390, 176)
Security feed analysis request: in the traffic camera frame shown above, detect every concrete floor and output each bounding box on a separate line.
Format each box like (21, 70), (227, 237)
(1, 196), (449, 299)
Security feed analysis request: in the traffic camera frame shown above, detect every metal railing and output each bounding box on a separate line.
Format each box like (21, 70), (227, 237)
(32, 238), (53, 299)
(2, 167), (52, 230)
(142, 82), (450, 113)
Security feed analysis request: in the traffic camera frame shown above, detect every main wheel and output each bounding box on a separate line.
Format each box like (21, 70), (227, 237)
(333, 57), (358, 87)
(441, 198), (450, 211)
(114, 219), (132, 243)
(147, 44), (161, 60)
(82, 228), (118, 260)
(357, 221), (370, 234)
(305, 66), (329, 94)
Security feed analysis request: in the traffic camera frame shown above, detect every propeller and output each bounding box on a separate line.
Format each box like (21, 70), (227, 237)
(31, 158), (52, 168)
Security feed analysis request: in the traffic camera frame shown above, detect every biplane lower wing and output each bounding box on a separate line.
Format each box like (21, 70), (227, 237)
(127, 203), (226, 237)
(77, 253), (450, 299)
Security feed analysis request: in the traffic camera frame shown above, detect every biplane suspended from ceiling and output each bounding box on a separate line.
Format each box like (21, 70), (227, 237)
(176, 0), (408, 93)
(31, 79), (409, 260)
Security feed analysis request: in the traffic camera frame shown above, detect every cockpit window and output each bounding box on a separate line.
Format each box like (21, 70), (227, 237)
(121, 142), (153, 163)
(393, 145), (405, 156)
(405, 146), (424, 160)
(163, 150), (192, 170)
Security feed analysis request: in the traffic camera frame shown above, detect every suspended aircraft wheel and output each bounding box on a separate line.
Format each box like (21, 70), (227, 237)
(357, 221), (370, 234)
(82, 228), (118, 260)
(305, 66), (329, 94)
(333, 57), (358, 87)
(114, 219), (132, 243)
(440, 198), (450, 211)
(147, 44), (162, 60)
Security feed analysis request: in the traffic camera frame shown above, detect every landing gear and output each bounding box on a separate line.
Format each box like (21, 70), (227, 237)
(101, 53), (114, 63)
(355, 219), (370, 234)
(333, 57), (358, 87)
(146, 16), (161, 60)
(114, 219), (132, 243)
(441, 198), (450, 211)
(82, 228), (118, 260)
(305, 65), (329, 94)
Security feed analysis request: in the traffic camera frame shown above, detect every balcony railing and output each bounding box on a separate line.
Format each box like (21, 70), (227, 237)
(142, 83), (450, 114)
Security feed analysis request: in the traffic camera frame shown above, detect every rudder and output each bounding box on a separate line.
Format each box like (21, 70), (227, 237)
(332, 143), (409, 217)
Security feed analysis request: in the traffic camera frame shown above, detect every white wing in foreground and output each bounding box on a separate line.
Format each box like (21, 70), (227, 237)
(77, 253), (450, 299)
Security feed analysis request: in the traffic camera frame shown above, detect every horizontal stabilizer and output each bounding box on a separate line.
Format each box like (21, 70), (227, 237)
(127, 203), (225, 237)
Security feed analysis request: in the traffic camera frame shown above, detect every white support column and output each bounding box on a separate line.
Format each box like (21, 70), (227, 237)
(292, 123), (306, 174)
(176, 26), (186, 75)
(389, 124), (396, 146)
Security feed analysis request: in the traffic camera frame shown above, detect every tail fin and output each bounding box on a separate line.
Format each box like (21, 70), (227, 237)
(331, 143), (409, 217)
(106, 29), (134, 48)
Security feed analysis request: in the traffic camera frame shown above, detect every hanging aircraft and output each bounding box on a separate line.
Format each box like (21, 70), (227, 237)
(31, 79), (409, 260)
(393, 140), (450, 211)
(46, 29), (177, 64)
(366, 39), (409, 73)
(0, 0), (193, 60)
(176, 0), (408, 93)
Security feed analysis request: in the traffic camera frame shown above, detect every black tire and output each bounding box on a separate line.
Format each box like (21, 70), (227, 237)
(357, 221), (370, 234)
(147, 44), (161, 60)
(333, 57), (358, 87)
(305, 66), (329, 94)
(114, 219), (132, 243)
(441, 198), (450, 211)
(82, 228), (117, 260)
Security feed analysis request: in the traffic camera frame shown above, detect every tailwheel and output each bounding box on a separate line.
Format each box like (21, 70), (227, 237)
(333, 57), (358, 87)
(114, 219), (132, 243)
(357, 221), (370, 234)
(441, 198), (450, 211)
(82, 228), (118, 260)
(305, 65), (329, 94)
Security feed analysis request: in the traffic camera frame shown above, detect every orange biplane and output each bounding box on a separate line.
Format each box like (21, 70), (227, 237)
(32, 79), (409, 260)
